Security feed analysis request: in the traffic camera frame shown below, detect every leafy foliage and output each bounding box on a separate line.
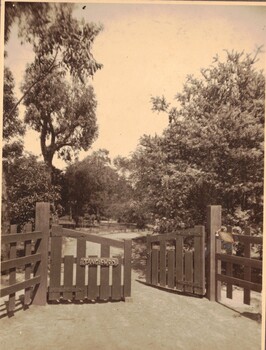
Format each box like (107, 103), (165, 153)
(64, 150), (133, 221)
(127, 50), (264, 229)
(5, 3), (103, 82)
(2, 66), (25, 234)
(6, 154), (60, 226)
(22, 67), (98, 167)
(5, 3), (102, 172)
(3, 67), (25, 141)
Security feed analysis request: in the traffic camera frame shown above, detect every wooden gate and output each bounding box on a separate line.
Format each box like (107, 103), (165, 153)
(48, 225), (132, 302)
(146, 225), (205, 296)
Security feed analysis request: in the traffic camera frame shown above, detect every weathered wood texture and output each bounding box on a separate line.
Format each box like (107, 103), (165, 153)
(216, 274), (262, 293)
(51, 227), (124, 248)
(1, 231), (42, 244)
(146, 235), (152, 284)
(123, 239), (132, 298)
(243, 227), (251, 305)
(194, 226), (205, 295)
(147, 225), (205, 296)
(176, 236), (184, 292)
(48, 225), (132, 302)
(1, 254), (41, 271)
(32, 202), (50, 306)
(1, 277), (42, 298)
(8, 225), (17, 312)
(215, 254), (262, 269)
(87, 255), (98, 300)
(151, 249), (159, 285)
(206, 205), (222, 301)
(0, 205), (49, 313)
(167, 249), (175, 289)
(100, 245), (110, 300)
(24, 223), (33, 305)
(112, 257), (122, 300)
(49, 225), (63, 301)
(215, 224), (263, 305)
(149, 228), (198, 242)
(75, 239), (86, 300)
(159, 241), (166, 287)
(226, 226), (233, 299)
(184, 252), (193, 293)
(216, 238), (222, 302)
(63, 255), (74, 300)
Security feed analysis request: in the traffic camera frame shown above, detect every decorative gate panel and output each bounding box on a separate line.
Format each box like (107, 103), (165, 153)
(146, 225), (205, 296)
(48, 225), (132, 302)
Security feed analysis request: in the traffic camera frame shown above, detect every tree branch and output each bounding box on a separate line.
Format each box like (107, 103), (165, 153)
(55, 141), (75, 151)
(6, 49), (59, 121)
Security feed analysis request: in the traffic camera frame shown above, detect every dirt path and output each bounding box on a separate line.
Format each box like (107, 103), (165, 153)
(0, 232), (262, 350)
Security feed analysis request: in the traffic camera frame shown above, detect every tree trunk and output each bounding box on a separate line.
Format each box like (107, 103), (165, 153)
(1, 159), (10, 234)
(1, 160), (10, 261)
(40, 124), (55, 185)
(45, 160), (53, 186)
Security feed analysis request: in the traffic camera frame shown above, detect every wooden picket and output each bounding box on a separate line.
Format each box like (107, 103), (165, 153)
(194, 226), (205, 295)
(159, 240), (166, 287)
(87, 256), (98, 300)
(100, 244), (110, 300)
(243, 227), (251, 305)
(176, 236), (183, 291)
(49, 226), (63, 301)
(123, 239), (132, 298)
(112, 256), (122, 300)
(75, 239), (86, 300)
(226, 226), (233, 299)
(167, 249), (175, 289)
(146, 225), (205, 296)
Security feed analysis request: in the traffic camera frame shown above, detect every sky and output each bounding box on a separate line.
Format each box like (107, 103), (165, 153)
(4, 2), (266, 169)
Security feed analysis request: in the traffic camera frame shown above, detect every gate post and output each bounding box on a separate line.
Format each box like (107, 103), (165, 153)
(123, 239), (132, 300)
(32, 202), (50, 305)
(146, 235), (152, 284)
(206, 205), (221, 301)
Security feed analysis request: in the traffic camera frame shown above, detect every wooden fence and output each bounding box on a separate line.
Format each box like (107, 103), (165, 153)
(0, 203), (50, 313)
(216, 227), (263, 305)
(146, 225), (205, 296)
(206, 205), (263, 305)
(1, 203), (262, 313)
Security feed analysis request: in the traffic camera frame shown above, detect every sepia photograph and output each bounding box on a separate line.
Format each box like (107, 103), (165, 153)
(0, 1), (265, 349)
